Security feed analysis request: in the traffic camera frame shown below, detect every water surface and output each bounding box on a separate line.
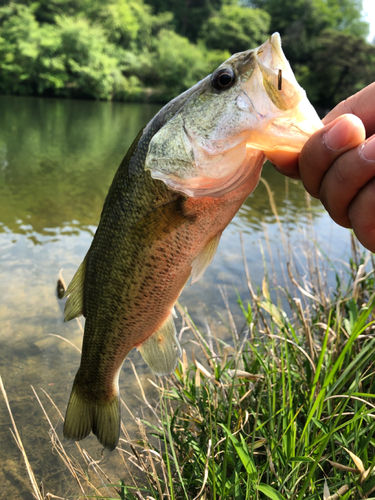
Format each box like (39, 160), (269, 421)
(0, 95), (356, 498)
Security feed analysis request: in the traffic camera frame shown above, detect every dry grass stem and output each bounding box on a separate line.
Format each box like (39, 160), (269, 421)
(47, 334), (82, 353)
(0, 375), (44, 500)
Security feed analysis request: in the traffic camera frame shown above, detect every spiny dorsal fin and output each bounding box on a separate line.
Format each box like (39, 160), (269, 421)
(64, 256), (87, 322)
(191, 233), (221, 284)
(138, 313), (182, 376)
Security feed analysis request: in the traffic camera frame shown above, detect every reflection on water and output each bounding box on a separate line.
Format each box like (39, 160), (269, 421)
(0, 96), (161, 237)
(0, 95), (355, 497)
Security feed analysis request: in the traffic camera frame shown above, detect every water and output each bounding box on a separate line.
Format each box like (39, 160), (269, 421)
(0, 95), (356, 497)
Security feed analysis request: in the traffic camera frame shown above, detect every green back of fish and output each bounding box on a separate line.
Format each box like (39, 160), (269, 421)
(63, 83), (207, 450)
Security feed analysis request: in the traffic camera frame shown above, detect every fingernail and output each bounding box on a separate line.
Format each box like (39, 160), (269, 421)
(360, 136), (375, 161)
(324, 116), (354, 151)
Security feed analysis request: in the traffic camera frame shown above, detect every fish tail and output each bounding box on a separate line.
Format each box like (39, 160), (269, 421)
(63, 378), (120, 451)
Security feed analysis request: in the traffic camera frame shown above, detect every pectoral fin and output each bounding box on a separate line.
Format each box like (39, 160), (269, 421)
(138, 314), (182, 376)
(191, 233), (221, 284)
(132, 197), (191, 242)
(64, 257), (87, 322)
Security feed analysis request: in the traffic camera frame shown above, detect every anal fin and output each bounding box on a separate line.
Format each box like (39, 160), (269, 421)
(191, 233), (221, 284)
(138, 314), (182, 376)
(64, 256), (87, 322)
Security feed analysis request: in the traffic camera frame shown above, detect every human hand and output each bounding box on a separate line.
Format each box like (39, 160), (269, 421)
(266, 82), (375, 252)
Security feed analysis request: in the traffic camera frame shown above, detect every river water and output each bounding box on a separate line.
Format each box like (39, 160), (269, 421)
(0, 95), (357, 498)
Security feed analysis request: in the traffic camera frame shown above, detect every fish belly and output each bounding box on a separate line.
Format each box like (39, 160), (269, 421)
(63, 151), (263, 449)
(80, 155), (263, 394)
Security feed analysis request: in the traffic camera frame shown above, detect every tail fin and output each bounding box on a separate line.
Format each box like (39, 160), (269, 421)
(63, 379), (120, 451)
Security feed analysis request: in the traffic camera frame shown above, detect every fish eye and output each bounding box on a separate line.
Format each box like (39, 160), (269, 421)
(211, 68), (235, 91)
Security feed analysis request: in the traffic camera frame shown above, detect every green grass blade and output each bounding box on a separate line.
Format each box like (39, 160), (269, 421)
(257, 483), (287, 500)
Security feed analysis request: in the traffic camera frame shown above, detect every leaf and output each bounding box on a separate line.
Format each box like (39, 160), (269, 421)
(323, 479), (330, 500)
(289, 456), (315, 463)
(257, 483), (287, 500)
(343, 447), (365, 473)
(227, 369), (264, 381)
(327, 460), (358, 473)
(259, 300), (284, 327)
(219, 424), (257, 480)
(262, 277), (271, 301)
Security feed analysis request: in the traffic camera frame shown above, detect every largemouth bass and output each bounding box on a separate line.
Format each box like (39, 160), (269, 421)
(63, 33), (322, 450)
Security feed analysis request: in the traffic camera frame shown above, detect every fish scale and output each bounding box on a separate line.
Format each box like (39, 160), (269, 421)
(63, 33), (323, 450)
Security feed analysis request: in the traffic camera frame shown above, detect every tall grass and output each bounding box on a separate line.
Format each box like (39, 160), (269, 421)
(2, 185), (375, 499)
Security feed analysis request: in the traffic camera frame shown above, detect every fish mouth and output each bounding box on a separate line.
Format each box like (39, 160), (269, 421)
(241, 32), (323, 153)
(266, 31), (288, 64)
(146, 33), (323, 198)
(256, 32), (288, 70)
(269, 32), (284, 60)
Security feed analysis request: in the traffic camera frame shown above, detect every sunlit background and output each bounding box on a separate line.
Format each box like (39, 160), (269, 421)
(363, 0), (375, 41)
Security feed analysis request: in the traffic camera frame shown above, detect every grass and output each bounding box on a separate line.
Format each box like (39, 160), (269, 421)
(2, 185), (375, 499)
(123, 246), (375, 500)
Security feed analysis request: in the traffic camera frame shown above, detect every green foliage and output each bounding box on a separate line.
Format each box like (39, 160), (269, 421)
(249, 0), (368, 67)
(147, 29), (230, 101)
(297, 29), (375, 111)
(199, 4), (270, 53)
(325, 0), (369, 37)
(250, 0), (368, 39)
(249, 0), (372, 110)
(96, 0), (174, 50)
(0, 0), (373, 108)
(54, 15), (138, 100)
(0, 3), (143, 99)
(142, 0), (227, 42)
(0, 0), (231, 101)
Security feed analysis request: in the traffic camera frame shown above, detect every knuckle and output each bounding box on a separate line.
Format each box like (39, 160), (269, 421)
(349, 178), (375, 223)
(329, 157), (351, 186)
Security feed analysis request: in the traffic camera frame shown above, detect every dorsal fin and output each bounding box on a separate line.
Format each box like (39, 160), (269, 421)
(191, 233), (221, 284)
(64, 257), (87, 322)
(138, 314), (182, 376)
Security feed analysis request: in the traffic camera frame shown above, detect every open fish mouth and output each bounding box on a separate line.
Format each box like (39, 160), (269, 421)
(145, 33), (323, 197)
(241, 32), (322, 152)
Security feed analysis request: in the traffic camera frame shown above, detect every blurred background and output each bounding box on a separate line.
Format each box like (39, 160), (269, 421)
(0, 0), (374, 113)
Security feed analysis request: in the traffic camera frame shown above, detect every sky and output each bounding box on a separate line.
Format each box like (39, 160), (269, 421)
(363, 0), (375, 42)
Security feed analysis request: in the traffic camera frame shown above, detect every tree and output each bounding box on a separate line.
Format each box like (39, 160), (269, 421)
(298, 29), (375, 111)
(0, 3), (142, 99)
(94, 0), (173, 50)
(324, 0), (368, 38)
(126, 29), (230, 101)
(199, 5), (270, 53)
(249, 0), (369, 66)
(0, 3), (47, 95)
(143, 0), (237, 42)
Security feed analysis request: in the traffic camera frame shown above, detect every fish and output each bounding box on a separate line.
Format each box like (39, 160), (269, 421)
(63, 33), (322, 451)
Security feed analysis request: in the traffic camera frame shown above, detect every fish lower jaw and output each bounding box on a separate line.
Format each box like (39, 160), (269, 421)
(152, 148), (265, 198)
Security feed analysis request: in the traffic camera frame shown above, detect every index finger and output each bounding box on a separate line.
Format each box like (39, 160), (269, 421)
(265, 150), (300, 178)
(323, 82), (375, 137)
